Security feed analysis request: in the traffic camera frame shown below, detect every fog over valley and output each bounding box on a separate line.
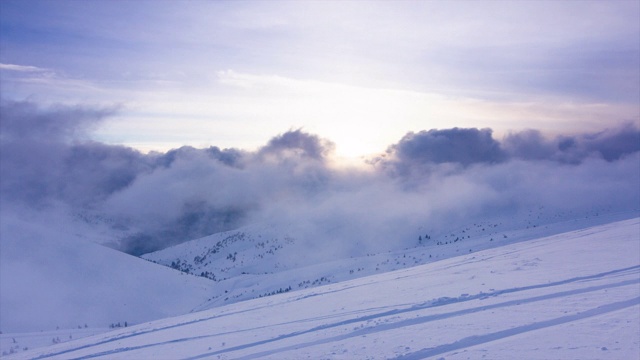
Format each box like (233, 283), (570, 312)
(2, 99), (638, 257)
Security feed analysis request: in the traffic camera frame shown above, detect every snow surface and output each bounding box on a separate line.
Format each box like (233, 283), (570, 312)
(1, 329), (109, 357)
(0, 212), (217, 333)
(6, 217), (639, 359)
(143, 209), (638, 312)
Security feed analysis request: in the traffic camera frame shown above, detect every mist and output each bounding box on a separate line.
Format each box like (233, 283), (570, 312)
(1, 99), (639, 258)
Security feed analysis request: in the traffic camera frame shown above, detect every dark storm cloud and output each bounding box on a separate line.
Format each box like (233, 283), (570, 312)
(1, 100), (638, 257)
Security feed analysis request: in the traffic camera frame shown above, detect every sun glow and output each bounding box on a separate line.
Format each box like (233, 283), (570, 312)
(94, 71), (639, 159)
(215, 70), (463, 159)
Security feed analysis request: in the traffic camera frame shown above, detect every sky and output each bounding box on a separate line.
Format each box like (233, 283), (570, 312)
(0, 0), (639, 255)
(1, 0), (638, 158)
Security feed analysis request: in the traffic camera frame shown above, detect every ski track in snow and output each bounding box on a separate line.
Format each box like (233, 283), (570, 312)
(32, 266), (640, 360)
(391, 297), (640, 360)
(220, 281), (640, 360)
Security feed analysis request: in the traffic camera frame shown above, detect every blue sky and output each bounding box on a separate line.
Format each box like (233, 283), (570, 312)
(1, 0), (638, 157)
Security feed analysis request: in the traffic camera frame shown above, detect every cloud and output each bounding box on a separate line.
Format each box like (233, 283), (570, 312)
(503, 123), (640, 164)
(0, 100), (139, 208)
(501, 129), (556, 161)
(100, 149), (255, 254)
(155, 145), (245, 169)
(258, 128), (335, 161)
(100, 129), (338, 254)
(393, 128), (506, 165)
(1, 100), (638, 259)
(0, 63), (50, 72)
(581, 124), (640, 161)
(0, 140), (150, 208)
(0, 99), (116, 142)
(378, 128), (506, 177)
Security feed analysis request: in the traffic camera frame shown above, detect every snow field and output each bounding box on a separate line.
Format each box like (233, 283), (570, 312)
(0, 212), (218, 335)
(8, 218), (639, 359)
(146, 209), (639, 313)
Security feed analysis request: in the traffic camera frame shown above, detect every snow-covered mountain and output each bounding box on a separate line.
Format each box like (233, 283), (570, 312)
(143, 208), (638, 311)
(6, 217), (639, 359)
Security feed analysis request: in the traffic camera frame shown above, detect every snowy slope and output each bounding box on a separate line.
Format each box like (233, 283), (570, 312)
(0, 212), (216, 334)
(1, 329), (110, 357)
(10, 217), (639, 360)
(143, 209), (638, 311)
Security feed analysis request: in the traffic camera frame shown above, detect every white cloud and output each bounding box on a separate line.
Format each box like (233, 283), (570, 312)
(0, 63), (49, 72)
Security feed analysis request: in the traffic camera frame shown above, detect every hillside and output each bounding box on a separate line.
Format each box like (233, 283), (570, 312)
(144, 209), (638, 311)
(7, 217), (639, 359)
(0, 212), (216, 334)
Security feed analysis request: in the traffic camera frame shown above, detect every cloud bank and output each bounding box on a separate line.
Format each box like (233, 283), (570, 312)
(1, 100), (639, 256)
